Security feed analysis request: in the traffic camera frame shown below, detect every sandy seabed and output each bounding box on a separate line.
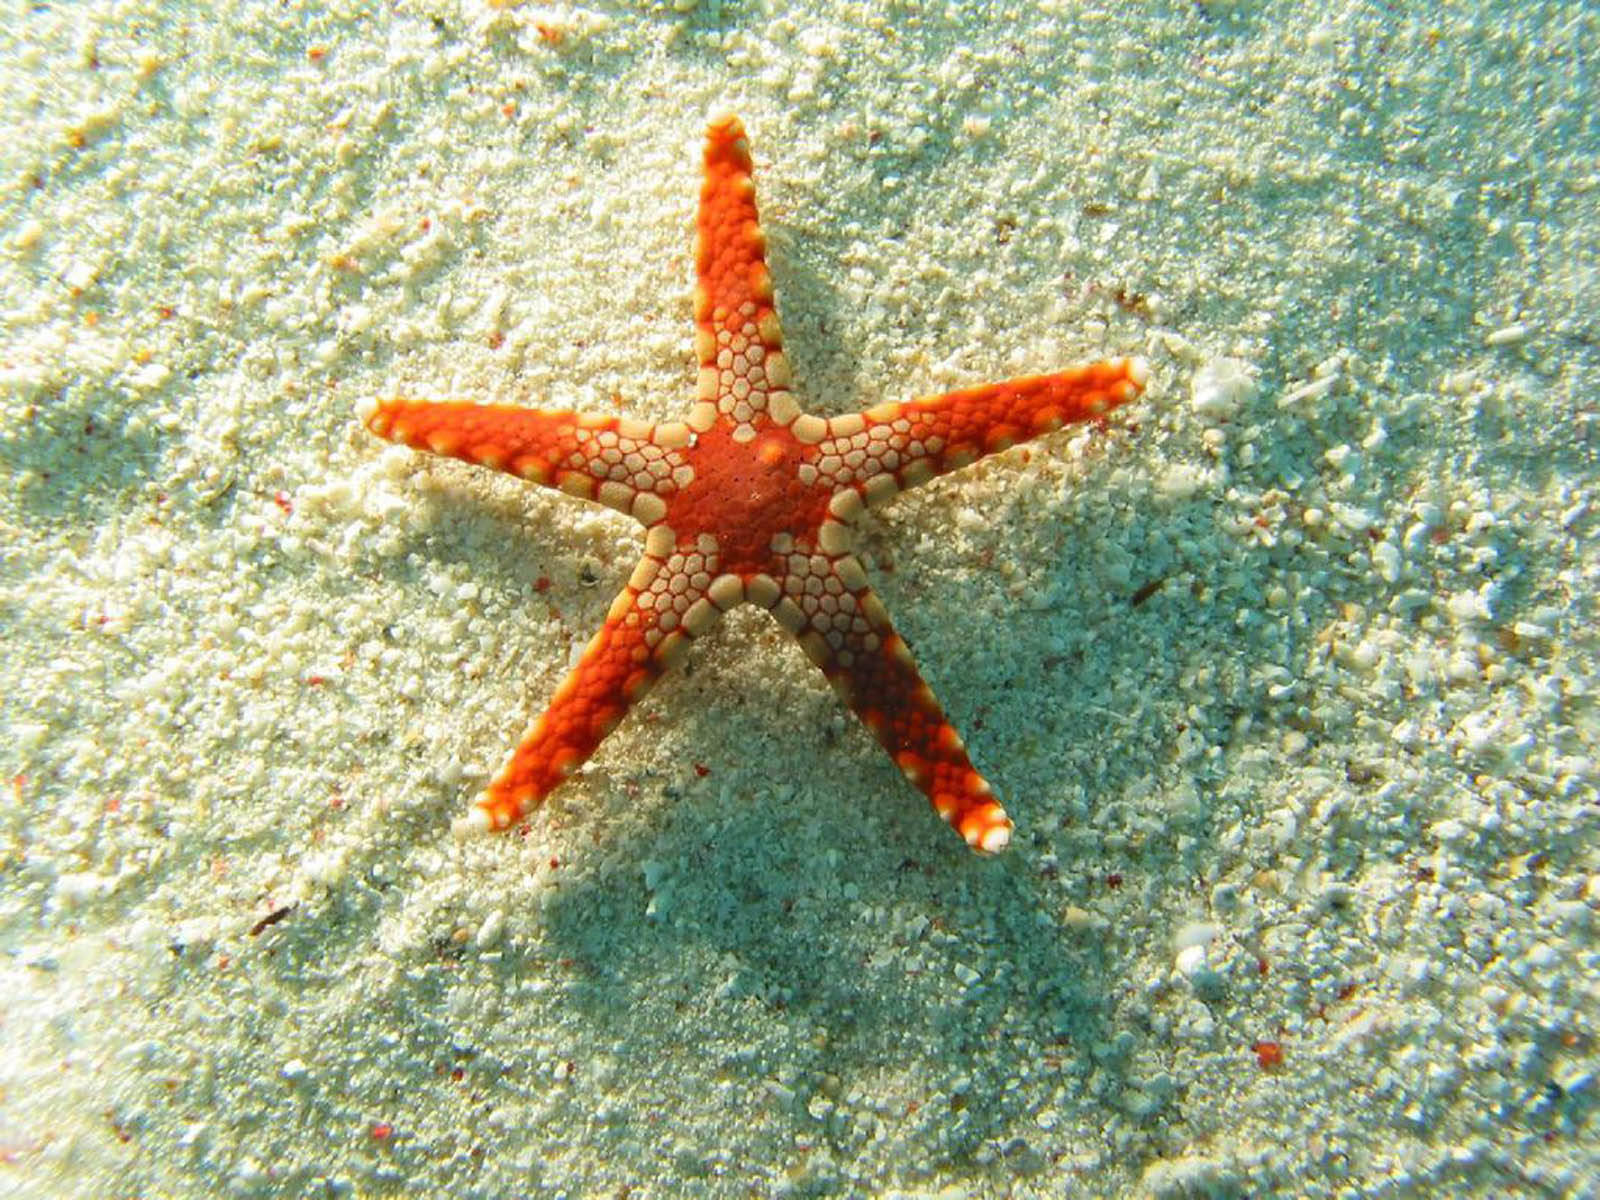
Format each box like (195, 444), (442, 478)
(1, 1), (1595, 1196)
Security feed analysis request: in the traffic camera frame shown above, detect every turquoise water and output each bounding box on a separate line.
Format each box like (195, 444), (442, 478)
(1, 2), (1594, 1196)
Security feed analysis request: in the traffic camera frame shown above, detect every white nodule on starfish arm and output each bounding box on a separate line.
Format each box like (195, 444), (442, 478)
(361, 399), (693, 518)
(802, 359), (1150, 500)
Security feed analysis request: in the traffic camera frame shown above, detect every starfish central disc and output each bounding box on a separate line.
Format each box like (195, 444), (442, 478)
(668, 426), (826, 567)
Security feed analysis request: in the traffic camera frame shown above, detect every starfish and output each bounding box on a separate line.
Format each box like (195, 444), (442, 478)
(362, 115), (1147, 853)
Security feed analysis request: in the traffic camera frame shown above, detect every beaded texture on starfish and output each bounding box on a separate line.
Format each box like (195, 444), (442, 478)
(362, 115), (1147, 853)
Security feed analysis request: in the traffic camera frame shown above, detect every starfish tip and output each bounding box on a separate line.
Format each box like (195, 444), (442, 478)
(979, 823), (1012, 853)
(964, 818), (1012, 854)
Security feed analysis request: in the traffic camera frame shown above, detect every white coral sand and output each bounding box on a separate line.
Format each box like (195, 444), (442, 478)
(1, 2), (1594, 1197)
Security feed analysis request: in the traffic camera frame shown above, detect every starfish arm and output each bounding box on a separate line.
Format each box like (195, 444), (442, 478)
(770, 550), (1013, 853)
(795, 357), (1149, 504)
(465, 527), (731, 832)
(362, 397), (693, 524)
(688, 114), (802, 440)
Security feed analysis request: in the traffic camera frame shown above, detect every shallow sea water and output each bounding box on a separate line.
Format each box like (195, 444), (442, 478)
(1, 1), (1595, 1196)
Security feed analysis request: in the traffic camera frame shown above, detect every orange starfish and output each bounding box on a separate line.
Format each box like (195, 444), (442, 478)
(363, 115), (1147, 853)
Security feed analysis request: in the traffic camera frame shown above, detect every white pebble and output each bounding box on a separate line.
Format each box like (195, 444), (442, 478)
(1372, 540), (1402, 583)
(11, 218), (43, 250)
(63, 260), (97, 291)
(1484, 322), (1528, 346)
(1156, 463), (1212, 501)
(1278, 373), (1338, 409)
(1174, 921), (1219, 951)
(1190, 358), (1256, 422)
(475, 908), (506, 949)
(1345, 639), (1379, 672)
(1448, 589), (1489, 623)
(1331, 502), (1374, 532)
(1174, 944), (1223, 993)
